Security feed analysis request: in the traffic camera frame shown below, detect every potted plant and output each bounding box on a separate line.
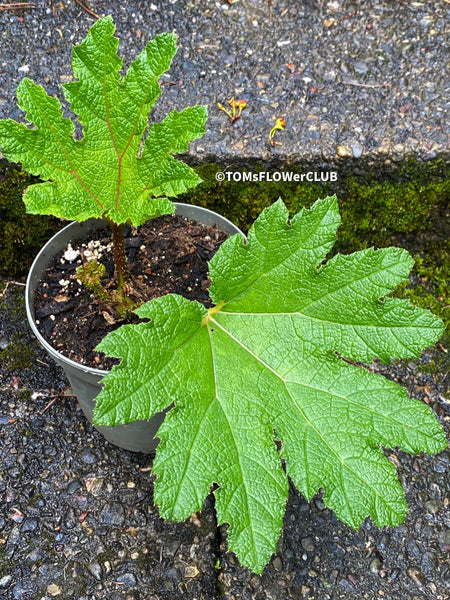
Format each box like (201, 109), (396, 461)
(0, 16), (243, 452)
(0, 16), (446, 575)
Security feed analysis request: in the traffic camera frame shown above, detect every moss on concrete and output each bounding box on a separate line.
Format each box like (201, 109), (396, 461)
(394, 251), (450, 346)
(0, 160), (60, 276)
(178, 162), (333, 233)
(180, 158), (448, 246)
(0, 156), (448, 335)
(0, 331), (34, 373)
(179, 158), (449, 335)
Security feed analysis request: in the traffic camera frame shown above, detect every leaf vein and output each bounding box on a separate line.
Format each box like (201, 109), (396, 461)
(210, 317), (397, 511)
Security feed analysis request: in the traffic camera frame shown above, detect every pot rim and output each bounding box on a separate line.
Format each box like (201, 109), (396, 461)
(25, 202), (244, 378)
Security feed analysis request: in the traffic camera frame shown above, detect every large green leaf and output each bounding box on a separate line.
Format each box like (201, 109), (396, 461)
(93, 196), (446, 573)
(0, 16), (206, 225)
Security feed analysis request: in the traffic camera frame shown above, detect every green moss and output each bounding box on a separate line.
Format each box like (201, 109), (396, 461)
(179, 163), (333, 232)
(19, 426), (33, 438)
(394, 252), (450, 341)
(0, 283), (26, 318)
(28, 492), (44, 507)
(0, 160), (61, 276)
(181, 159), (448, 245)
(179, 158), (449, 339)
(19, 388), (32, 401)
(336, 176), (448, 253)
(0, 331), (34, 373)
(0, 560), (10, 579)
(1, 155), (448, 338)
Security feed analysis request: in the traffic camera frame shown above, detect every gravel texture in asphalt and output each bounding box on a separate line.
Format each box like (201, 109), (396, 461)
(0, 281), (220, 600)
(0, 0), (448, 166)
(0, 279), (449, 599)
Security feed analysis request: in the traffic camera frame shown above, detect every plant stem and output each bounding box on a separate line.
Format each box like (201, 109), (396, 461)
(110, 221), (130, 294)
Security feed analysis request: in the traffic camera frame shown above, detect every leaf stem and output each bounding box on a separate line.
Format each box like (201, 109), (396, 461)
(110, 221), (130, 294)
(207, 300), (225, 317)
(202, 300), (225, 326)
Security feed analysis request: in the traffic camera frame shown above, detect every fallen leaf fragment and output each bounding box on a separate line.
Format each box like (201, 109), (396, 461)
(269, 117), (286, 145)
(185, 565), (199, 578)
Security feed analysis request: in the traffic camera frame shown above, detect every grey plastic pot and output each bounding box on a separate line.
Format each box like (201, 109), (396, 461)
(25, 203), (244, 453)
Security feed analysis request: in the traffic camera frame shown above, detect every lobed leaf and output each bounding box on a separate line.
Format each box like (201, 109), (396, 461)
(94, 196), (446, 573)
(0, 16), (207, 225)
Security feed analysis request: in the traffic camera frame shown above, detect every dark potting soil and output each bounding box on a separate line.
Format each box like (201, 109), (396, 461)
(34, 214), (229, 370)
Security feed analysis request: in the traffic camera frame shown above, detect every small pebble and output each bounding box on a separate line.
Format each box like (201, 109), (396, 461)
(27, 548), (44, 562)
(406, 539), (421, 559)
(272, 556), (282, 571)
(369, 557), (382, 574)
(0, 575), (12, 588)
(424, 499), (440, 514)
(116, 573), (137, 588)
(421, 551), (437, 574)
(99, 502), (125, 527)
(21, 518), (38, 533)
(314, 498), (326, 511)
(64, 247), (79, 262)
(351, 143), (363, 158)
(88, 561), (102, 581)
(336, 144), (352, 158)
(11, 581), (33, 598)
(80, 448), (97, 464)
(354, 60), (368, 75)
(66, 479), (82, 494)
(438, 528), (450, 552)
(185, 565), (199, 578)
(407, 568), (426, 588)
(47, 584), (62, 596)
(301, 536), (316, 552)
